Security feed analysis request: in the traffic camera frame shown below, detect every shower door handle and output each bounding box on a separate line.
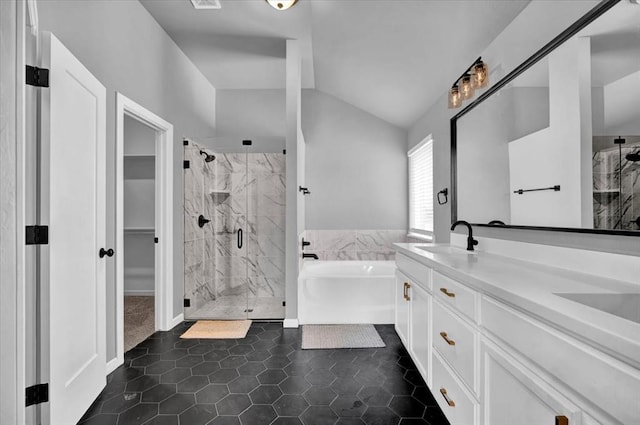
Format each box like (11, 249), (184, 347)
(237, 228), (243, 249)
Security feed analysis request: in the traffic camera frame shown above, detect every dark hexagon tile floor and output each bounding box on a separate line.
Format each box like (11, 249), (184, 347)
(77, 323), (450, 425)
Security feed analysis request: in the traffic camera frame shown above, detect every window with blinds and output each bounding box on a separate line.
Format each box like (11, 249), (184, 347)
(408, 137), (434, 238)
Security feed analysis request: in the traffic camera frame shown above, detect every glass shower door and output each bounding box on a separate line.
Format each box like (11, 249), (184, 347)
(183, 141), (249, 320)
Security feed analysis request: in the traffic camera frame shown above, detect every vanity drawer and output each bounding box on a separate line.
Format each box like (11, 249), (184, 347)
(481, 296), (640, 425)
(432, 350), (478, 425)
(397, 253), (431, 291)
(433, 271), (478, 323)
(433, 300), (478, 395)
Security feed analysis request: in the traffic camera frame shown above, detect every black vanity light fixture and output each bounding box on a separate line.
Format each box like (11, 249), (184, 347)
(266, 0), (298, 11)
(448, 57), (489, 109)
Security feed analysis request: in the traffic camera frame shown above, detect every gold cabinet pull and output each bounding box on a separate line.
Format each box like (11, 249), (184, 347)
(555, 416), (569, 425)
(403, 282), (411, 301)
(440, 287), (456, 298)
(440, 331), (456, 346)
(439, 388), (455, 407)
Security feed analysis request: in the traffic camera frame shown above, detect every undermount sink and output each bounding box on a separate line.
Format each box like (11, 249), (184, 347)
(417, 245), (477, 255)
(555, 293), (640, 324)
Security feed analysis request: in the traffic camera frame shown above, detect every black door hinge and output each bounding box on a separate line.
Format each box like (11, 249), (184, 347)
(183, 139), (189, 146)
(26, 66), (50, 87)
(25, 383), (48, 406)
(282, 301), (286, 307)
(282, 149), (286, 155)
(25, 226), (49, 245)
(184, 299), (191, 307)
(154, 237), (159, 244)
(183, 160), (190, 169)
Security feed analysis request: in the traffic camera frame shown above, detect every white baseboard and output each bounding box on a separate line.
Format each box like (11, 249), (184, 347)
(170, 313), (184, 328)
(106, 357), (122, 375)
(283, 318), (299, 328)
(124, 289), (155, 296)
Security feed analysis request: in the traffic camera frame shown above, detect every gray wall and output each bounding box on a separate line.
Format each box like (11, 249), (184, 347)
(456, 86), (549, 224)
(38, 0), (217, 362)
(302, 89), (408, 230)
(211, 89), (285, 152)
(408, 0), (640, 256)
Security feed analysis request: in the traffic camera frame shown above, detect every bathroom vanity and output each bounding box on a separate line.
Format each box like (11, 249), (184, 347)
(394, 243), (640, 425)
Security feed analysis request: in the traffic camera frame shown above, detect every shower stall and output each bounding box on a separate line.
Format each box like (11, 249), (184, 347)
(593, 138), (640, 231)
(183, 139), (286, 320)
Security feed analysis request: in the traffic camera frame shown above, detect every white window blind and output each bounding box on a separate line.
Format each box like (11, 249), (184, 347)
(408, 137), (433, 238)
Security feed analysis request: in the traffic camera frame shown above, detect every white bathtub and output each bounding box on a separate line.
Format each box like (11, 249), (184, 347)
(298, 261), (396, 325)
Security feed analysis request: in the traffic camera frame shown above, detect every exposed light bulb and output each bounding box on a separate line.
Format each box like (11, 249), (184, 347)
(266, 0), (298, 10)
(448, 86), (462, 109)
(471, 61), (489, 89)
(460, 74), (475, 100)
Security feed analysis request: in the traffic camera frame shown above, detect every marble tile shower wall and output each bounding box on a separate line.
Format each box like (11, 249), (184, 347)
(304, 230), (408, 261)
(183, 142), (286, 315)
(593, 148), (640, 231)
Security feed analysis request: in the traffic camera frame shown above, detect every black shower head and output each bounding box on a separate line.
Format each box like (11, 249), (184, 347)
(199, 150), (215, 163)
(626, 151), (640, 162)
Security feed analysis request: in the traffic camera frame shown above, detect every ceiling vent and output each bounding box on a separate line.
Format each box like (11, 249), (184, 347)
(190, 0), (221, 9)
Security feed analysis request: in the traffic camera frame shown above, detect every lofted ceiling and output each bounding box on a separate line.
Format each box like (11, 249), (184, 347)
(141, 0), (529, 129)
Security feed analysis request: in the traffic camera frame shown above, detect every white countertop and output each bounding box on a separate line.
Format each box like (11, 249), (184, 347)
(394, 243), (640, 368)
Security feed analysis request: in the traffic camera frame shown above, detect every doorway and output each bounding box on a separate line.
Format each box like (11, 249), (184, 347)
(115, 93), (175, 371)
(122, 116), (157, 351)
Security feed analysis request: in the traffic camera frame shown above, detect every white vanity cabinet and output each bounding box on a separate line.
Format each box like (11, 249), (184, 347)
(481, 339), (581, 425)
(394, 247), (640, 425)
(395, 254), (433, 385)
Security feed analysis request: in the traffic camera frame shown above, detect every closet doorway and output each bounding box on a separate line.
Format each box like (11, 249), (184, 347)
(115, 93), (174, 371)
(122, 117), (156, 351)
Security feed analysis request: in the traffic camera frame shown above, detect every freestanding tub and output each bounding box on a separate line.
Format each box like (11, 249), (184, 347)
(298, 261), (396, 324)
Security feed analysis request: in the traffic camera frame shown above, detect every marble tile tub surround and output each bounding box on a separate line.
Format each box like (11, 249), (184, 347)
(183, 141), (286, 317)
(304, 230), (408, 261)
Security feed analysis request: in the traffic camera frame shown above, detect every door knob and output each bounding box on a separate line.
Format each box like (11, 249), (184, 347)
(99, 248), (114, 258)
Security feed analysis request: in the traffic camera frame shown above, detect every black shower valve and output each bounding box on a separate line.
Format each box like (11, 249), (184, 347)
(198, 214), (211, 228)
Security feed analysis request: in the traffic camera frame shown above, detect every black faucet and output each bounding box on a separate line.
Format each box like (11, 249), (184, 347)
(302, 253), (319, 260)
(451, 220), (478, 251)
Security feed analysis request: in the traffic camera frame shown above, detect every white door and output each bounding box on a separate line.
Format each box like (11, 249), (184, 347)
(39, 32), (107, 425)
(395, 271), (410, 346)
(482, 341), (582, 425)
(409, 282), (431, 384)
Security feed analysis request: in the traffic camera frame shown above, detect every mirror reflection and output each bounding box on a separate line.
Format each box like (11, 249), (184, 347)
(455, 1), (640, 232)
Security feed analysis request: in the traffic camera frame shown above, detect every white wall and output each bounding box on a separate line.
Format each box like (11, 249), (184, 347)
(603, 70), (640, 135)
(38, 0), (216, 362)
(302, 89), (408, 230)
(285, 40), (302, 323)
(407, 1), (640, 255)
(508, 37), (593, 228)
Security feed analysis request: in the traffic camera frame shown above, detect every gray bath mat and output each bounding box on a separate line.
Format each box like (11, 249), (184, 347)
(301, 324), (386, 349)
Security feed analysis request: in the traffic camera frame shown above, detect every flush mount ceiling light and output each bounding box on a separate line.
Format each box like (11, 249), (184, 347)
(265, 0), (298, 11)
(448, 57), (489, 109)
(190, 0), (221, 9)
